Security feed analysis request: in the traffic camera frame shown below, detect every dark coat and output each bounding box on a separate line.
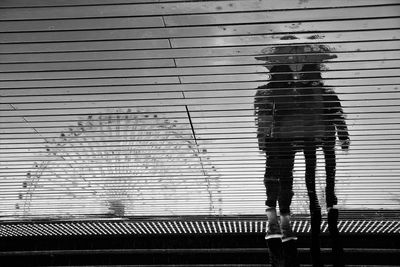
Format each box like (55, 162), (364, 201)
(254, 65), (349, 151)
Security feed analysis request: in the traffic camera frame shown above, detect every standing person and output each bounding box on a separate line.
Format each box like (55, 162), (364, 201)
(254, 43), (349, 267)
(321, 86), (349, 267)
(255, 64), (302, 266)
(295, 63), (350, 267)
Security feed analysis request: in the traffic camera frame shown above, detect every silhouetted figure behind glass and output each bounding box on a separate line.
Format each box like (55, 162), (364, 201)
(254, 44), (349, 267)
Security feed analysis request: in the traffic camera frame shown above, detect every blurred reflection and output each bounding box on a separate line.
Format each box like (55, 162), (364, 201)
(254, 44), (349, 267)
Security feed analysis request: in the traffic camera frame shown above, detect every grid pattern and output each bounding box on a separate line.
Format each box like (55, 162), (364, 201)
(1, 217), (399, 237)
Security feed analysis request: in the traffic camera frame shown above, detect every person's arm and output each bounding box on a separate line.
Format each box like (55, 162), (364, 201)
(254, 87), (274, 151)
(324, 89), (350, 149)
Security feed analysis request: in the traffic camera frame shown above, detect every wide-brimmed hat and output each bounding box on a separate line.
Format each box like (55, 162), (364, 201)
(255, 43), (337, 64)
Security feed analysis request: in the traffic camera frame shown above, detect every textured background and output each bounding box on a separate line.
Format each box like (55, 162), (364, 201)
(0, 0), (399, 219)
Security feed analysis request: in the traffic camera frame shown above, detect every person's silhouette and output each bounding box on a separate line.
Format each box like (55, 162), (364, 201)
(254, 44), (349, 267)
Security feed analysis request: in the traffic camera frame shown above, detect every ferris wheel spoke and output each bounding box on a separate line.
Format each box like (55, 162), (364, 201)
(17, 108), (223, 218)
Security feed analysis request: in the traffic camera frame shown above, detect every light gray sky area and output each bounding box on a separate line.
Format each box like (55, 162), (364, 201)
(0, 0), (399, 219)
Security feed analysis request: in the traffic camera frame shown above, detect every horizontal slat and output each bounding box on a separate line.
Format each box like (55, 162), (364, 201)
(1, 131), (399, 143)
(0, 118), (398, 133)
(1, 18), (399, 43)
(1, 147), (395, 156)
(0, 108), (398, 123)
(2, 162), (400, 172)
(0, 39), (172, 53)
(3, 203), (398, 211)
(1, 106), (399, 118)
(1, 40), (398, 63)
(1, 168), (399, 178)
(0, 75), (398, 90)
(3, 177), (399, 186)
(1, 93), (399, 109)
(3, 205), (399, 218)
(2, 204), (399, 214)
(1, 29), (398, 53)
(1, 0), (398, 21)
(0, 0), (191, 8)
(0, 83), (397, 99)
(1, 118), (398, 133)
(165, 5), (400, 26)
(0, 58), (178, 72)
(0, 146), (399, 156)
(0, 76), (182, 89)
(175, 53), (400, 67)
(0, 64), (398, 80)
(2, 196), (399, 205)
(2, 183), (400, 190)
(0, 57), (398, 73)
(0, 16), (165, 32)
(171, 29), (400, 48)
(0, 117), (398, 130)
(1, 194), (400, 203)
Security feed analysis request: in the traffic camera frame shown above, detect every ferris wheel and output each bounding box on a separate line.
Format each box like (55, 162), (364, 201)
(17, 109), (222, 218)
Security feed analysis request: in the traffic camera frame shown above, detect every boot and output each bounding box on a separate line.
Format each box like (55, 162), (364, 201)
(328, 208), (344, 267)
(280, 214), (297, 242)
(266, 207), (282, 239)
(282, 239), (299, 267)
(267, 238), (284, 267)
(310, 209), (323, 267)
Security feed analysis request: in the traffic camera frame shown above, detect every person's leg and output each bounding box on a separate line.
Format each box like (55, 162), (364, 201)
(276, 141), (298, 267)
(276, 141), (296, 242)
(266, 238), (284, 267)
(264, 144), (285, 266)
(276, 141), (295, 216)
(278, 142), (295, 241)
(304, 141), (319, 211)
(304, 141), (323, 267)
(265, 157), (280, 211)
(323, 139), (344, 266)
(282, 240), (299, 267)
(323, 139), (337, 209)
(264, 149), (282, 239)
(328, 208), (345, 267)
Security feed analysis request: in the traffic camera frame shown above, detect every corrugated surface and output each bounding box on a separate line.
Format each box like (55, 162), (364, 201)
(0, 0), (400, 220)
(1, 219), (399, 237)
(1, 211), (399, 237)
